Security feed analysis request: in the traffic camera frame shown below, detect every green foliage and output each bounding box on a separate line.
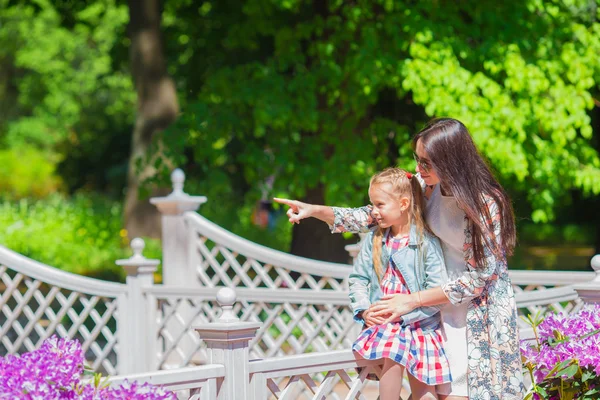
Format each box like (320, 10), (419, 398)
(520, 223), (596, 246)
(0, 0), (134, 194)
(151, 0), (600, 227)
(0, 194), (161, 281)
(0, 147), (63, 198)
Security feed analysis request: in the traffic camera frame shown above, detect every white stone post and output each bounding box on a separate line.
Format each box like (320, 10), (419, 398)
(116, 238), (160, 373)
(574, 254), (600, 303)
(195, 288), (261, 400)
(150, 169), (207, 367)
(150, 168), (207, 286)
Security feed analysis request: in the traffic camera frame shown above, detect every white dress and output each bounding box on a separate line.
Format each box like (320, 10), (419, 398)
(425, 184), (469, 397)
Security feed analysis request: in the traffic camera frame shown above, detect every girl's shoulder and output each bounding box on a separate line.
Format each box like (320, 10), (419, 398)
(420, 230), (443, 250)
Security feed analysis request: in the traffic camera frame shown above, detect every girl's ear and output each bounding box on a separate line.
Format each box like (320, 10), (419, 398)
(400, 196), (411, 212)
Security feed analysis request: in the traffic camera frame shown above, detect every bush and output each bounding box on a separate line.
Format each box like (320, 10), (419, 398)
(0, 336), (175, 399)
(0, 194), (161, 281)
(521, 304), (600, 400)
(0, 147), (63, 198)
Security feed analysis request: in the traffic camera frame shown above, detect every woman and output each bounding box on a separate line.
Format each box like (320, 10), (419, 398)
(275, 118), (525, 400)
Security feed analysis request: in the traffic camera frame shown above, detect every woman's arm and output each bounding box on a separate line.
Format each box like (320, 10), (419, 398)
(371, 199), (504, 318)
(273, 198), (375, 233)
(440, 196), (502, 305)
(370, 237), (450, 323)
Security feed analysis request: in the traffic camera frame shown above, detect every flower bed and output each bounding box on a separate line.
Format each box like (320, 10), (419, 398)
(521, 304), (600, 400)
(0, 336), (175, 399)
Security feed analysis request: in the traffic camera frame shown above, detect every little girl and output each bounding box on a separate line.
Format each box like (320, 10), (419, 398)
(350, 168), (451, 400)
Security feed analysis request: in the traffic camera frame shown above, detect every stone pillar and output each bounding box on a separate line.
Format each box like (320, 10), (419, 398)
(195, 288), (261, 400)
(150, 168), (206, 286)
(574, 254), (600, 303)
(116, 238), (160, 373)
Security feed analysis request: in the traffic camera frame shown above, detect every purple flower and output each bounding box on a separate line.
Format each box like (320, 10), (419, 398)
(521, 304), (600, 397)
(0, 336), (176, 399)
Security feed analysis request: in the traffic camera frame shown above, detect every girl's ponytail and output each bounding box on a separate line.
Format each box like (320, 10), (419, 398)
(372, 228), (385, 281)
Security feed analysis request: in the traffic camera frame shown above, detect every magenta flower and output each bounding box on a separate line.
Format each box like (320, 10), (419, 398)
(0, 336), (176, 399)
(521, 304), (600, 398)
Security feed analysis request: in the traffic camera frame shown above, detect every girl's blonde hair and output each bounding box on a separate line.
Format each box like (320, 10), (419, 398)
(370, 168), (430, 281)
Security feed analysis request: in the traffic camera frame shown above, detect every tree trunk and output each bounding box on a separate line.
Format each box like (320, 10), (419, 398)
(124, 0), (179, 239)
(290, 184), (356, 264)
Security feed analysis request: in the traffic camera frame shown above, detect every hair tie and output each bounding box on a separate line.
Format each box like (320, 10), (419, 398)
(406, 172), (413, 179)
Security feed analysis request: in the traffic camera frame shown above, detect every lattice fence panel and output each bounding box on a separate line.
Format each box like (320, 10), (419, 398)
(0, 265), (119, 374)
(257, 363), (391, 400)
(195, 238), (347, 291)
(156, 297), (358, 369)
(513, 284), (584, 329)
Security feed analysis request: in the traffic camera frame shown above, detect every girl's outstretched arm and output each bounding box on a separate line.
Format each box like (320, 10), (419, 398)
(273, 198), (335, 225)
(274, 198), (374, 233)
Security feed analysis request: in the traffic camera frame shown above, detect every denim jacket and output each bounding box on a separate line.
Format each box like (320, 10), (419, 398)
(349, 224), (447, 327)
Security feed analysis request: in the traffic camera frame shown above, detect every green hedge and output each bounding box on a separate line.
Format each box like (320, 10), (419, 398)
(0, 194), (161, 282)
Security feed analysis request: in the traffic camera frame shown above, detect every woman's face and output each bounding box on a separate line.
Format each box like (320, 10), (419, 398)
(415, 139), (440, 186)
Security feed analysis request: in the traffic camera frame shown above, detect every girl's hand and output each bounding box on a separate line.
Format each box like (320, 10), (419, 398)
(273, 198), (314, 224)
(370, 293), (418, 324)
(362, 309), (388, 327)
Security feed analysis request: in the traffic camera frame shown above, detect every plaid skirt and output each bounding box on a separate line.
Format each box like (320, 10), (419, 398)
(352, 264), (452, 385)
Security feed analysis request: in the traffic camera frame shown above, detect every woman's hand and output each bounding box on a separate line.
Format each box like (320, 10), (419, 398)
(362, 308), (388, 327)
(370, 293), (418, 324)
(273, 198), (314, 224)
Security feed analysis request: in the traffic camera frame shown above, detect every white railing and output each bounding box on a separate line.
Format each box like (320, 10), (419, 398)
(0, 245), (126, 375)
(149, 286), (356, 370)
(112, 288), (389, 400)
(249, 350), (386, 400)
(109, 364), (225, 400)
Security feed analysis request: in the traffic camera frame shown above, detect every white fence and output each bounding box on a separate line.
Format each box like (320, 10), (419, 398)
(1, 168), (599, 384)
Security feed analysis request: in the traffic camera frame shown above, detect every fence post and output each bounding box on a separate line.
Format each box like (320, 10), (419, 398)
(116, 238), (160, 373)
(150, 168), (207, 286)
(574, 254), (600, 303)
(195, 288), (261, 400)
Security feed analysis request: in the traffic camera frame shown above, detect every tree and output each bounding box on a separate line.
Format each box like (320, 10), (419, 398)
(124, 0), (179, 239)
(147, 0), (600, 261)
(0, 0), (134, 196)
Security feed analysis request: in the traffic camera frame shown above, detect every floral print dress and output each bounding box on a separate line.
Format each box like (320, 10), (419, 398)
(332, 189), (525, 400)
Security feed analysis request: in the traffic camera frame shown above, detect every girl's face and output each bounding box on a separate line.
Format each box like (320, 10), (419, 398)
(415, 139), (440, 186)
(368, 183), (409, 229)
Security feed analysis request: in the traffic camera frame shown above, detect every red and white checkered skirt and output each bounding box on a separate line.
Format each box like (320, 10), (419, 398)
(352, 262), (452, 385)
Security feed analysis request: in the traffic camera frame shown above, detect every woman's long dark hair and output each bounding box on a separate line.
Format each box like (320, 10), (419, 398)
(413, 118), (516, 267)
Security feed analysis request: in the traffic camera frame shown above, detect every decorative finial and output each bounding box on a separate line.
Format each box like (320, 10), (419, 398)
(171, 168), (185, 195)
(131, 238), (145, 258)
(216, 287), (239, 322)
(591, 255), (600, 278)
